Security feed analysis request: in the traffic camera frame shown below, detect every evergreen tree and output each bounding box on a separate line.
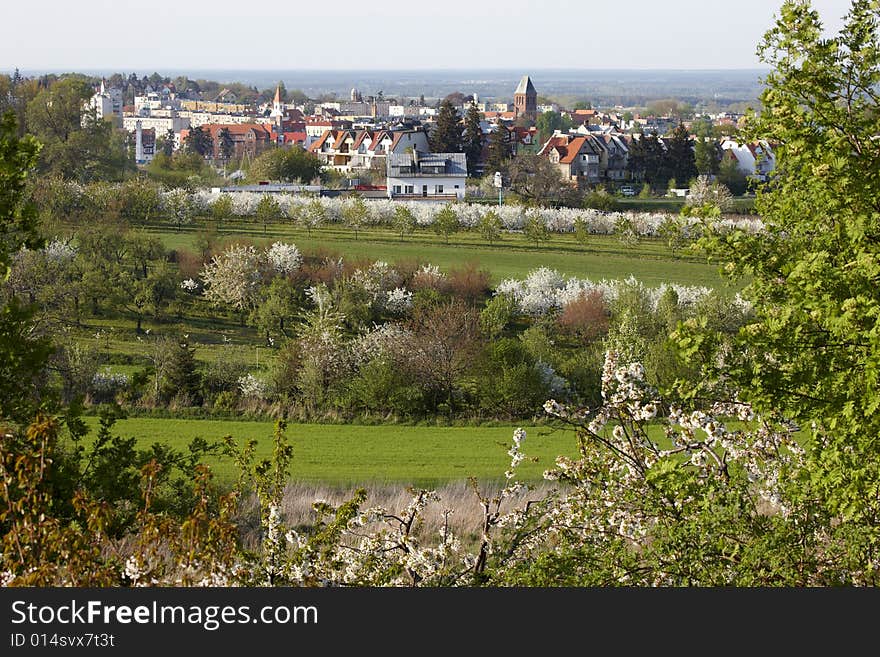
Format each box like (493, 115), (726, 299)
(486, 126), (510, 173)
(694, 137), (721, 176)
(462, 104), (483, 176)
(430, 99), (462, 153)
(666, 123), (697, 184)
(184, 125), (213, 158)
(218, 128), (234, 161)
(162, 335), (201, 405)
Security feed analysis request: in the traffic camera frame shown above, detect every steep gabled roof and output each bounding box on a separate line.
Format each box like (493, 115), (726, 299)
(308, 130), (334, 152)
(515, 75), (536, 96)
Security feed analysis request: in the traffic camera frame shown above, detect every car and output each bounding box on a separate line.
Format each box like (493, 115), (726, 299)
(619, 186), (636, 197)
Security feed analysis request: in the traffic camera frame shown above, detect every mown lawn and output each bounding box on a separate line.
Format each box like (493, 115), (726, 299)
(81, 416), (581, 486)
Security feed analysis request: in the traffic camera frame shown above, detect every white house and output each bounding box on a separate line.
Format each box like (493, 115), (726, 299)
(721, 139), (776, 181)
(84, 81), (123, 127)
(386, 150), (467, 200)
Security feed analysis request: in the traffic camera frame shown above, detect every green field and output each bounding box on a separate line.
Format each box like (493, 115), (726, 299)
(82, 417), (579, 486)
(146, 220), (725, 288)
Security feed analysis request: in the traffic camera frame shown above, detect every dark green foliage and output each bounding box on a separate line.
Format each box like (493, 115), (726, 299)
(430, 100), (462, 153)
(665, 123), (697, 184)
(475, 338), (551, 418)
(162, 336), (202, 405)
(694, 137), (722, 176)
(485, 126), (509, 174)
(462, 104), (484, 177)
(184, 125), (213, 157)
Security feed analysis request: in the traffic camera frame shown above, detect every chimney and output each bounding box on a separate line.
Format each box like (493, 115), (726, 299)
(412, 148), (419, 166)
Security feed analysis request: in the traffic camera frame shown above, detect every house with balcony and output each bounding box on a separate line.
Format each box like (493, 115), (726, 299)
(310, 128), (430, 172)
(386, 150), (467, 201)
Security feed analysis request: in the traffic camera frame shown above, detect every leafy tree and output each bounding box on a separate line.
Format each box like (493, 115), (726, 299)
(200, 244), (263, 318)
(247, 146), (322, 183)
(432, 205), (459, 244)
(210, 193), (234, 231)
(573, 216), (590, 248)
(478, 209), (503, 243)
(626, 131), (666, 188)
(251, 277), (299, 344)
(0, 111), (53, 423)
(26, 78), (132, 182)
(164, 188), (194, 231)
(535, 110), (572, 143)
(341, 196), (369, 240)
(523, 212), (551, 248)
(301, 198), (325, 236)
(254, 194), (280, 235)
(695, 0), (880, 523)
(657, 215), (688, 258)
(462, 104), (484, 177)
(393, 204), (417, 240)
(507, 153), (577, 206)
(146, 152), (215, 188)
(717, 155), (748, 195)
(430, 100), (462, 153)
(159, 128), (174, 157)
(118, 178), (162, 224)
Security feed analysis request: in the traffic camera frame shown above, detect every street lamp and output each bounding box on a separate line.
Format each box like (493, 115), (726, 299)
(493, 171), (503, 206)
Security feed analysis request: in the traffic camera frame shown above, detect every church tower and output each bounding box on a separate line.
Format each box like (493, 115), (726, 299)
(270, 85), (284, 124)
(514, 75), (537, 121)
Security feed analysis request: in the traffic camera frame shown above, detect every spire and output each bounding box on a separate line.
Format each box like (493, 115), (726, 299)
(274, 85), (281, 105)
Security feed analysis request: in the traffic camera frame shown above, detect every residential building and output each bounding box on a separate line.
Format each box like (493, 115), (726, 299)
(310, 128), (429, 172)
(122, 115), (190, 138)
(131, 121), (156, 164)
(180, 123), (273, 160)
(386, 150), (467, 200)
(721, 139), (776, 180)
(85, 80), (123, 126)
(538, 133), (603, 186)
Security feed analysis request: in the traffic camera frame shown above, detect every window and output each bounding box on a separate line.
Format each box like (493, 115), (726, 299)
(436, 185), (443, 194)
(405, 185), (414, 194)
(393, 185), (401, 194)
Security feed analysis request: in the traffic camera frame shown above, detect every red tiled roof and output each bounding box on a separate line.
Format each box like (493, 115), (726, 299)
(559, 137), (587, 164)
(308, 130), (333, 152)
(368, 130), (388, 151)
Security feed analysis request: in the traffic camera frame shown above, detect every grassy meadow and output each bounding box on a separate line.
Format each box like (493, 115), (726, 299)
(81, 416), (580, 486)
(145, 219), (725, 287)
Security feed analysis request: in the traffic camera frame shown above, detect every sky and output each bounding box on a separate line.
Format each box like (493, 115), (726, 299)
(0, 0), (854, 72)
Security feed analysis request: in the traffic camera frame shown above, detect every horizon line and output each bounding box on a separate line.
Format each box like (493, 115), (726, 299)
(5, 66), (772, 74)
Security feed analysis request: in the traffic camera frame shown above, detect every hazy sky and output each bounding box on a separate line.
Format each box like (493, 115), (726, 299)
(1, 0), (853, 72)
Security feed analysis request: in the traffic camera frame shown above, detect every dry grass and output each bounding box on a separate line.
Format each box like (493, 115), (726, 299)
(236, 480), (557, 550)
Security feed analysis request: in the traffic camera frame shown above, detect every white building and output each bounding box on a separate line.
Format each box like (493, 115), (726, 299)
(122, 115), (190, 139)
(84, 80), (123, 126)
(386, 150), (467, 200)
(721, 139), (776, 181)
